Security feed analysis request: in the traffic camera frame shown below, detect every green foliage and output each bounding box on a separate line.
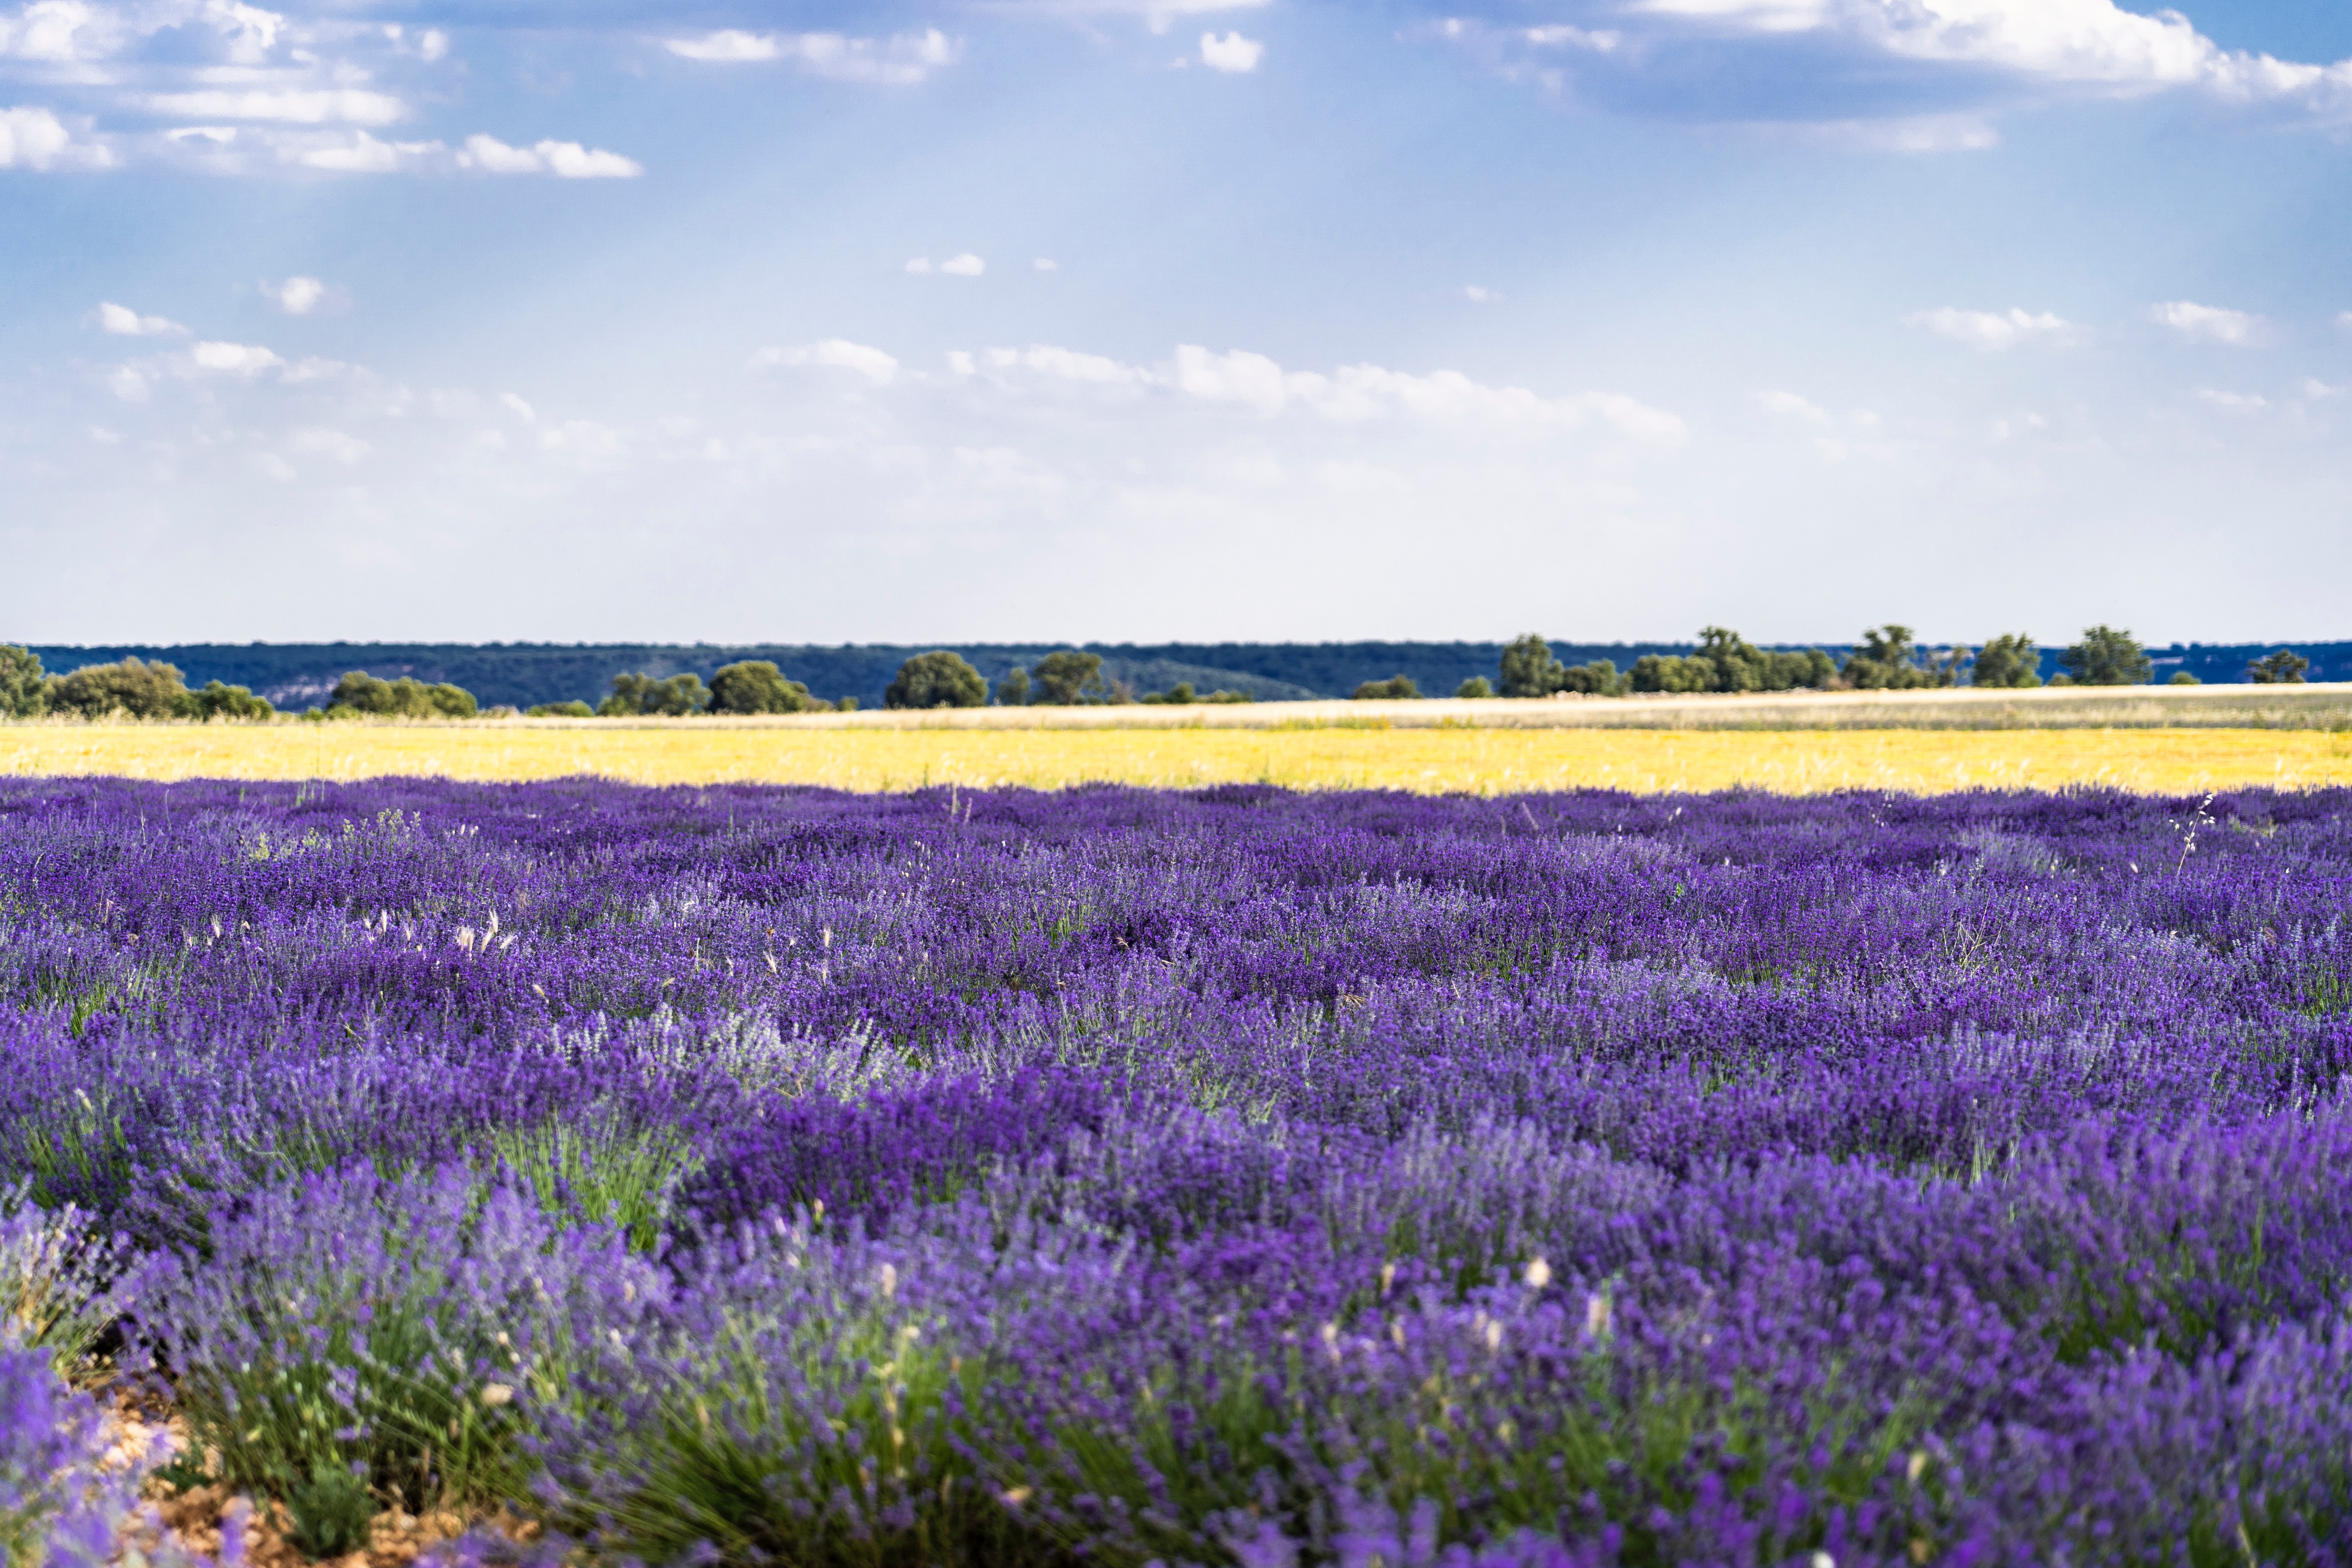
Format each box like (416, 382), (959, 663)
(1497, 634), (1567, 698)
(1352, 675), (1420, 700)
(1841, 626), (1956, 691)
(0, 646), (44, 718)
(887, 652), (990, 711)
(1030, 650), (1108, 706)
(2060, 626), (2153, 687)
(1970, 634), (2042, 690)
(487, 1120), (702, 1252)
(529, 702), (596, 718)
(994, 668), (1031, 707)
(1561, 659), (1627, 695)
(2169, 671), (2203, 686)
(328, 672), (480, 719)
(710, 660), (823, 715)
(45, 657), (192, 719)
(1455, 676), (1495, 699)
(2246, 649), (2310, 685)
(600, 672), (710, 717)
(1628, 654), (1712, 694)
(1141, 682), (1195, 704)
(288, 1462), (377, 1557)
(190, 680), (273, 721)
(836, 696), (860, 713)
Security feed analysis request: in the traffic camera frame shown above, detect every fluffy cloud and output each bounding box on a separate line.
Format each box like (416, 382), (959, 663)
(2149, 300), (2267, 347)
(137, 88), (407, 125)
(1200, 31), (1262, 72)
(0, 103), (103, 168)
(2197, 388), (2267, 410)
(1013, 0), (1270, 34)
(1905, 307), (2080, 350)
(0, 0), (125, 64)
(265, 275), (329, 314)
(907, 254), (986, 276)
(756, 339), (901, 384)
(457, 135), (642, 179)
(1757, 389), (1834, 425)
(189, 340), (283, 374)
(664, 28), (958, 85)
(94, 300), (184, 336)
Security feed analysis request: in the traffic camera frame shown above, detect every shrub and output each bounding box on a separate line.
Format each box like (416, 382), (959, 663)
(529, 701), (596, 718)
(1141, 682), (1197, 705)
(1841, 625), (1955, 690)
(2247, 650), (2310, 685)
(710, 660), (820, 715)
(2060, 626), (2153, 687)
(888, 652), (990, 710)
(1456, 677), (1495, 699)
(1971, 634), (2042, 689)
(1030, 651), (1107, 707)
(190, 680), (272, 721)
(1628, 654), (1711, 694)
(837, 696), (860, 713)
(1352, 675), (1420, 700)
(1497, 635), (1567, 698)
(329, 671), (480, 719)
(44, 657), (191, 719)
(600, 672), (709, 717)
(2169, 670), (2203, 686)
(0, 646), (43, 719)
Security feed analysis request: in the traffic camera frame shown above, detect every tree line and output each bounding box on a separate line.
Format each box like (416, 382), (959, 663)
(0, 634), (2323, 721)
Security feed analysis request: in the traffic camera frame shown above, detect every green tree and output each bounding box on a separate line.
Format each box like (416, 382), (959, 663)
(994, 668), (1032, 707)
(1455, 676), (1495, 699)
(2060, 626), (2153, 687)
(46, 658), (194, 719)
(835, 696), (860, 713)
(1352, 675), (1420, 700)
(1497, 634), (1567, 698)
(1841, 626), (1954, 690)
(329, 672), (479, 718)
(598, 672), (709, 717)
(0, 645), (45, 718)
(1562, 660), (1627, 696)
(2169, 671), (2202, 686)
(1970, 634), (2042, 689)
(1030, 651), (1107, 706)
(2246, 649), (2310, 685)
(1139, 682), (1197, 706)
(709, 660), (817, 715)
(886, 652), (988, 710)
(190, 681), (272, 721)
(529, 702), (596, 718)
(1628, 654), (1711, 694)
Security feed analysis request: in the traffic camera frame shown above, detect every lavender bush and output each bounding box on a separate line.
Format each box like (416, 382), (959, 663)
(6, 777), (2352, 1562)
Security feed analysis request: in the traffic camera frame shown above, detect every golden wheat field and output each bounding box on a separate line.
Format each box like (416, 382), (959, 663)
(6, 717), (2352, 795)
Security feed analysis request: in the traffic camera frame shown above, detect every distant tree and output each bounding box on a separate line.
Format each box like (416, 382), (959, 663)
(46, 658), (194, 719)
(1352, 675), (1420, 700)
(330, 671), (480, 719)
(1455, 676), (1495, 699)
(836, 696), (860, 713)
(709, 660), (818, 715)
(1765, 649), (1839, 690)
(190, 681), (272, 721)
(1970, 634), (2042, 690)
(598, 672), (709, 717)
(1139, 682), (1197, 706)
(1841, 626), (1952, 690)
(1030, 651), (1108, 706)
(1202, 689), (1250, 704)
(2246, 649), (2310, 685)
(994, 668), (1032, 707)
(1498, 634), (1567, 698)
(529, 701), (596, 717)
(1561, 660), (1627, 696)
(1628, 654), (1711, 694)
(2060, 627), (2153, 688)
(0, 645), (45, 718)
(2169, 671), (2203, 686)
(886, 652), (989, 710)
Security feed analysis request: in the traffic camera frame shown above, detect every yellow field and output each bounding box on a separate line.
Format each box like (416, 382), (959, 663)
(6, 719), (2352, 795)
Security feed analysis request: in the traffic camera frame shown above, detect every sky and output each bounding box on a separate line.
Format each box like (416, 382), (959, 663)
(2, 0), (2350, 648)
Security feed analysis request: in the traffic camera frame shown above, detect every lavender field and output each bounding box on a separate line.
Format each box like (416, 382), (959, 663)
(9, 777), (2352, 1565)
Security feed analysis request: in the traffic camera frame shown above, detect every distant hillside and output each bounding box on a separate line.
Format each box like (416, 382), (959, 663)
(15, 638), (2345, 711)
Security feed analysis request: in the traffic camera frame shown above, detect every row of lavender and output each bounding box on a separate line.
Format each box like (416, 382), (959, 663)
(5, 778), (2352, 1564)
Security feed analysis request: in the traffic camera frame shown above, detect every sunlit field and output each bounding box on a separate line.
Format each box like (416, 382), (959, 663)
(7, 714), (2352, 793)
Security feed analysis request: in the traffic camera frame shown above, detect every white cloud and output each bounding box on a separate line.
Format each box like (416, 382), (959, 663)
(2197, 388), (2267, 410)
(289, 426), (370, 463)
(986, 344), (1150, 386)
(1033, 257), (1060, 271)
(418, 28), (447, 62)
(1464, 285), (1500, 304)
(1757, 388), (1834, 425)
(2150, 300), (2267, 347)
(499, 392), (535, 421)
(0, 0), (122, 64)
(2336, 311), (2352, 336)
(1200, 31), (1262, 72)
(0, 103), (103, 168)
(909, 253), (985, 276)
(1007, 0), (1270, 35)
(756, 339), (901, 385)
(265, 275), (329, 314)
(1905, 307), (2079, 350)
(1523, 24), (1622, 52)
(294, 131), (441, 173)
(188, 340), (282, 374)
(457, 135), (642, 179)
(139, 89), (408, 126)
(2301, 378), (2349, 401)
(664, 28), (958, 85)
(93, 300), (185, 336)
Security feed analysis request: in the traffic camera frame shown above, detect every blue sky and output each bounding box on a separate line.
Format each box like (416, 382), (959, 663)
(3, 0), (2350, 647)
